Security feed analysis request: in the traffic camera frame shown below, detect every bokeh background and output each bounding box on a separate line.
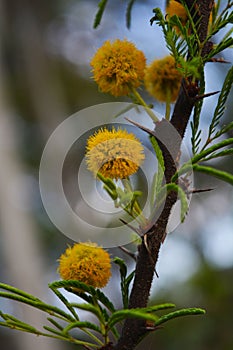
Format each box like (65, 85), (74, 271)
(0, 1), (232, 350)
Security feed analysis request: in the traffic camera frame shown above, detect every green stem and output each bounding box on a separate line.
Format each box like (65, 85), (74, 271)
(193, 164), (233, 185)
(130, 87), (159, 122)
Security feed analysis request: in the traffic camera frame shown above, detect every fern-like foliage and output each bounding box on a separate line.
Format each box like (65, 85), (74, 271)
(202, 65), (233, 150)
(150, 8), (202, 80)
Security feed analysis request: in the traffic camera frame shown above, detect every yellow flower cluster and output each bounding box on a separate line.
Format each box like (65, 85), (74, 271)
(58, 242), (111, 289)
(166, 0), (188, 26)
(166, 0), (214, 32)
(90, 39), (146, 97)
(86, 127), (145, 180)
(144, 55), (182, 102)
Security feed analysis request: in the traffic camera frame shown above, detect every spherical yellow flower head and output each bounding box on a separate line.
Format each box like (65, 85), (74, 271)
(144, 55), (182, 102)
(86, 127), (145, 180)
(90, 39), (146, 97)
(166, 0), (188, 26)
(166, 0), (214, 32)
(58, 242), (111, 289)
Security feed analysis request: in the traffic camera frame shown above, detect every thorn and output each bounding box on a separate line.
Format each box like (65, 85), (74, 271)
(119, 218), (142, 236)
(161, 231), (167, 243)
(145, 326), (157, 331)
(188, 187), (214, 194)
(195, 90), (220, 101)
(125, 117), (157, 136)
(145, 325), (163, 331)
(208, 58), (230, 64)
(118, 246), (137, 261)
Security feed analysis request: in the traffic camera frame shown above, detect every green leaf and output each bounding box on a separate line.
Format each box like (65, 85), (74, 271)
(113, 257), (127, 279)
(173, 138), (233, 181)
(155, 307), (206, 327)
(126, 0), (136, 29)
(205, 66), (233, 145)
(70, 303), (102, 320)
(47, 317), (64, 331)
(63, 321), (102, 335)
(114, 257), (135, 309)
(93, 0), (108, 29)
(0, 291), (74, 322)
(0, 283), (41, 301)
(0, 311), (41, 334)
(122, 271), (135, 309)
(141, 303), (175, 313)
(108, 309), (159, 329)
(208, 7), (233, 39)
(191, 68), (205, 154)
(49, 285), (79, 320)
(93, 289), (116, 313)
(193, 138), (233, 164)
(43, 326), (64, 337)
(49, 280), (93, 294)
(149, 136), (165, 211)
(50, 280), (115, 313)
(214, 121), (233, 139)
(193, 164), (233, 185)
(202, 148), (233, 161)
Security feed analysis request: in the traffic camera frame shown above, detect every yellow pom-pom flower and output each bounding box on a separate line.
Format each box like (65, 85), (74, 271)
(90, 39), (146, 97)
(144, 55), (182, 103)
(166, 0), (214, 33)
(166, 0), (188, 26)
(85, 127), (145, 180)
(58, 242), (111, 289)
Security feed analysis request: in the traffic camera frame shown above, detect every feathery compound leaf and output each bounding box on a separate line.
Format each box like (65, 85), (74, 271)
(141, 303), (175, 313)
(50, 279), (115, 313)
(63, 321), (102, 335)
(172, 138), (233, 181)
(149, 136), (165, 211)
(0, 283), (41, 301)
(0, 291), (74, 321)
(47, 317), (64, 331)
(114, 257), (135, 308)
(49, 280), (94, 294)
(108, 309), (159, 328)
(214, 121), (233, 139)
(193, 164), (233, 185)
(70, 303), (102, 320)
(202, 148), (233, 161)
(208, 5), (233, 38)
(93, 0), (108, 29)
(92, 289), (116, 313)
(191, 68), (205, 154)
(155, 308), (205, 326)
(49, 284), (79, 320)
(0, 311), (40, 334)
(207, 37), (233, 60)
(114, 257), (127, 279)
(206, 65), (233, 144)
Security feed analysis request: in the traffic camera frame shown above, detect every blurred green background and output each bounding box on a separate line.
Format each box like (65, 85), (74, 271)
(0, 1), (232, 350)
